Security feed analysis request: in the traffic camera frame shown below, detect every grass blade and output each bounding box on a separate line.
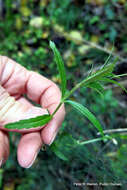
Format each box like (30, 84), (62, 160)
(5, 114), (52, 129)
(50, 41), (67, 98)
(65, 100), (104, 136)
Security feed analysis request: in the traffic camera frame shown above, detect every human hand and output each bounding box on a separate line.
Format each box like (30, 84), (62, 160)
(0, 56), (65, 168)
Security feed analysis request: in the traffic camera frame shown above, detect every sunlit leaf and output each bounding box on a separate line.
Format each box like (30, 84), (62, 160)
(5, 114), (52, 129)
(65, 100), (104, 136)
(50, 41), (67, 98)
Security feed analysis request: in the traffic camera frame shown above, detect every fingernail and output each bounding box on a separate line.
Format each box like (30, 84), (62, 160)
(26, 150), (40, 169)
(49, 130), (58, 146)
(0, 158), (3, 167)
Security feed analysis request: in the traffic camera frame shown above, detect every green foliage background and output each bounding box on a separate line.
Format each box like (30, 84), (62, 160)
(0, 0), (127, 189)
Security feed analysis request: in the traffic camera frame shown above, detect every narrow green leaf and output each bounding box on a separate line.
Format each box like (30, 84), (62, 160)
(101, 78), (127, 93)
(50, 41), (67, 97)
(5, 114), (52, 129)
(65, 100), (104, 136)
(86, 81), (104, 96)
(112, 73), (127, 78)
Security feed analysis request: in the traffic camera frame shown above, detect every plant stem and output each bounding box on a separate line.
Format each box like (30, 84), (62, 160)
(51, 83), (82, 117)
(112, 73), (127, 78)
(64, 65), (115, 101)
(63, 83), (81, 101)
(77, 136), (110, 145)
(52, 68), (111, 117)
(97, 128), (127, 135)
(52, 102), (63, 116)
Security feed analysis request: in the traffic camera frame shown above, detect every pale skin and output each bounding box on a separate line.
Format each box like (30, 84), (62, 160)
(0, 56), (65, 168)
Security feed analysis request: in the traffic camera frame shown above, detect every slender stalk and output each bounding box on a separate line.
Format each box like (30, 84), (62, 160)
(77, 136), (110, 145)
(52, 83), (82, 117)
(52, 102), (63, 116)
(97, 128), (127, 135)
(63, 83), (81, 101)
(112, 73), (127, 78)
(63, 70), (103, 101)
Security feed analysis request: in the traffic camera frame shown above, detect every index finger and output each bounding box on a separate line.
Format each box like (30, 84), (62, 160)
(26, 71), (65, 145)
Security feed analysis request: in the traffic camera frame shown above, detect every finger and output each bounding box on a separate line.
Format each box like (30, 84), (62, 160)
(0, 56), (64, 116)
(0, 56), (59, 101)
(17, 132), (42, 168)
(0, 131), (9, 166)
(41, 104), (65, 145)
(26, 71), (65, 144)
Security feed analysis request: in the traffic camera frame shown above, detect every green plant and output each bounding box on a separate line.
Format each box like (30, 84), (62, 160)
(4, 41), (127, 147)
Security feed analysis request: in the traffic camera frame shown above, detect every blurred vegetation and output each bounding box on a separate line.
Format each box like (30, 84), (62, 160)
(0, 0), (127, 189)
